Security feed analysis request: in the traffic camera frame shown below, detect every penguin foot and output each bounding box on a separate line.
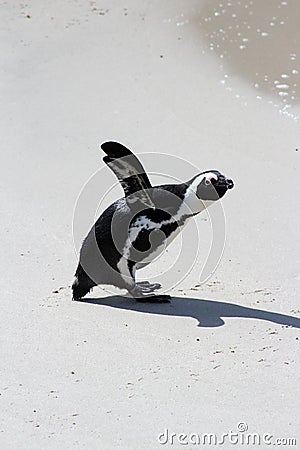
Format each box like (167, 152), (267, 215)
(134, 294), (171, 303)
(129, 285), (170, 303)
(136, 281), (162, 293)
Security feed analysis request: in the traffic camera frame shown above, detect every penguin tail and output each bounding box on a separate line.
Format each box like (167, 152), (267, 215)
(72, 264), (96, 301)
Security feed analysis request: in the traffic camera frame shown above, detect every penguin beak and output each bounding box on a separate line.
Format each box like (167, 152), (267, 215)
(226, 178), (234, 189)
(214, 176), (234, 190)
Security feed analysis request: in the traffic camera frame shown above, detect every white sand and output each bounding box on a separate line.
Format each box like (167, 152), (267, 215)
(1, 1), (299, 448)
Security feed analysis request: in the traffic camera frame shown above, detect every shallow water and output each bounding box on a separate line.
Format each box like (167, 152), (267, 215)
(197, 0), (300, 119)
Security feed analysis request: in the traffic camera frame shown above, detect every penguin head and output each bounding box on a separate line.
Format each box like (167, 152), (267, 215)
(192, 170), (234, 201)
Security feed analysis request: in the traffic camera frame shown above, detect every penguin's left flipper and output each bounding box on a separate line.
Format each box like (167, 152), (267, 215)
(135, 294), (171, 303)
(101, 141), (155, 209)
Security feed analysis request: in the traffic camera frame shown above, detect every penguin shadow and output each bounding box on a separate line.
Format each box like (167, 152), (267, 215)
(79, 295), (300, 328)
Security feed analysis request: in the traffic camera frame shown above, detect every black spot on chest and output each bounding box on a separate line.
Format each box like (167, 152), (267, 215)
(131, 208), (172, 225)
(130, 220), (178, 256)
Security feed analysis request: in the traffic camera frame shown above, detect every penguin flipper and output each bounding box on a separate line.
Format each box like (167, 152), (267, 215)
(101, 141), (155, 208)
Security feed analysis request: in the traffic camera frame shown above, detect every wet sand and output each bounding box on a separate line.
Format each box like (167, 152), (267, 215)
(1, 1), (299, 448)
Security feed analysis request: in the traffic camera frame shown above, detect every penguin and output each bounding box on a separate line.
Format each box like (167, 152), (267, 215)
(72, 141), (234, 303)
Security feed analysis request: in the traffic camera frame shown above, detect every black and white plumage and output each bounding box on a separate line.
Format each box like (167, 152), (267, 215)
(72, 141), (234, 302)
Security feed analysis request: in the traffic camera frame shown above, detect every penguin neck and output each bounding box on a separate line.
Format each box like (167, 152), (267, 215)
(183, 191), (213, 216)
(178, 176), (215, 217)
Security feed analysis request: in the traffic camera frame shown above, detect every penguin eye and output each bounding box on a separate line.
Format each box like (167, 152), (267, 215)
(204, 178), (211, 186)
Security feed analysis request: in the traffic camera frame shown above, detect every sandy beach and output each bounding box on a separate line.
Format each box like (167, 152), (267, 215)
(1, 1), (299, 448)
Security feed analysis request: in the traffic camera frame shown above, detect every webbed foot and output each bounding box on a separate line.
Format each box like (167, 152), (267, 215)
(129, 285), (170, 303)
(136, 281), (162, 293)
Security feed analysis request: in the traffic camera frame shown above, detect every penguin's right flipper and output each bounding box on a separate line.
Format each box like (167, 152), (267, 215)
(101, 141), (155, 208)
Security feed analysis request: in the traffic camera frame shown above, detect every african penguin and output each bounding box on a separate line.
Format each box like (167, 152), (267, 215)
(72, 141), (234, 303)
